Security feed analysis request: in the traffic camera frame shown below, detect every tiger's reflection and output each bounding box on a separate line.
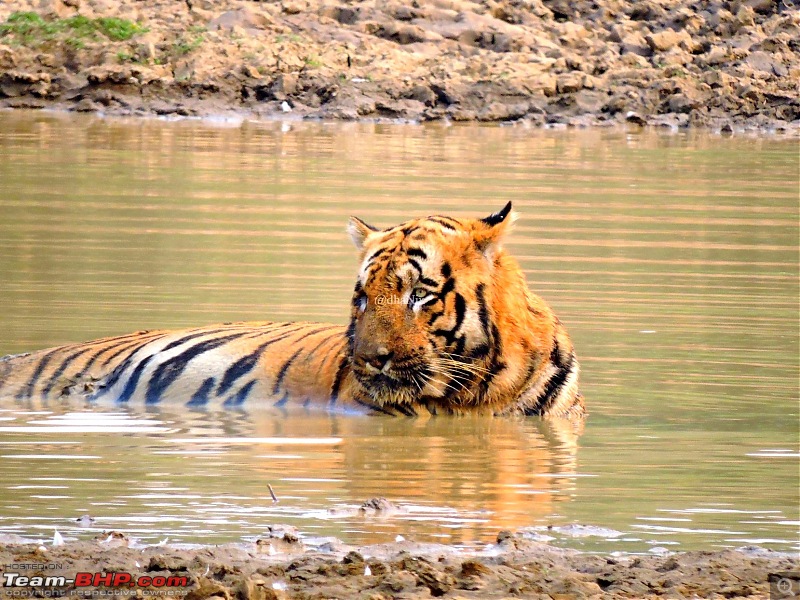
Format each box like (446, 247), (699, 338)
(145, 406), (584, 544)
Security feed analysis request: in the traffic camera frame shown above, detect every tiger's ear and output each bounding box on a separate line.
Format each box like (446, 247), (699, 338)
(474, 202), (517, 255)
(347, 216), (379, 250)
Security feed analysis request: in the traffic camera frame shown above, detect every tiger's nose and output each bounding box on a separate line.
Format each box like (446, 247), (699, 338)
(365, 346), (393, 373)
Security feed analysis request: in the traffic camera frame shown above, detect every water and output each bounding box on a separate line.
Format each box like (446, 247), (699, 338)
(0, 111), (797, 554)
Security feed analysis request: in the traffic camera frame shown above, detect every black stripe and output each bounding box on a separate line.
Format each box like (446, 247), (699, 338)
(476, 284), (490, 341)
(274, 392), (290, 408)
(477, 323), (505, 397)
(216, 327), (309, 396)
(365, 248), (386, 263)
(533, 352), (574, 415)
(145, 332), (247, 404)
(329, 355), (350, 405)
(41, 346), (95, 396)
(392, 402), (417, 417)
(400, 226), (418, 237)
(302, 329), (345, 363)
(440, 262), (451, 278)
(187, 377), (216, 407)
(116, 354), (157, 403)
(419, 276), (438, 288)
(427, 309), (444, 326)
(433, 293), (466, 345)
(223, 379), (257, 408)
(352, 397), (396, 415)
(437, 278), (454, 299)
(272, 348), (304, 395)
(97, 335), (167, 368)
(408, 258), (423, 274)
(427, 218), (457, 231)
(16, 348), (64, 399)
(407, 248), (427, 260)
(97, 330), (224, 396)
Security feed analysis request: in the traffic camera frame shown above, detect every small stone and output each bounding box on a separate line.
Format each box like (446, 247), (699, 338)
(73, 98), (101, 112)
(704, 46), (730, 65)
(537, 73), (558, 96)
(281, 1), (303, 15)
(746, 0), (775, 13)
(626, 111), (647, 125)
(242, 65), (261, 79)
(406, 84), (436, 107)
(668, 93), (698, 113)
(646, 30), (687, 52)
(620, 32), (651, 57)
(556, 72), (583, 93)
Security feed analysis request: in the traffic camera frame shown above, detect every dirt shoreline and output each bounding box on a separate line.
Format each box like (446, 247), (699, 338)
(0, 0), (798, 132)
(1, 531), (799, 600)
(1, 532), (799, 600)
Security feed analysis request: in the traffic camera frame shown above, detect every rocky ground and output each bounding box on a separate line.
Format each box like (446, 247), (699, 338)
(0, 0), (797, 131)
(0, 530), (798, 599)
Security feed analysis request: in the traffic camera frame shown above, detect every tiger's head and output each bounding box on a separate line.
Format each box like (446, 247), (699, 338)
(345, 202), (535, 411)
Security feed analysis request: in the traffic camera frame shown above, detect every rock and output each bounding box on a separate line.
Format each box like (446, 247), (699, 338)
(73, 98), (102, 112)
(646, 29), (690, 52)
(701, 46), (730, 65)
(281, 1), (304, 15)
(556, 72), (583, 93)
(0, 47), (16, 70)
(536, 73), (558, 96)
(242, 65), (260, 79)
(625, 111), (647, 125)
(0, 71), (51, 98)
(234, 578), (280, 600)
(746, 51), (781, 75)
(136, 35), (158, 61)
(668, 92), (698, 113)
(620, 32), (651, 57)
(702, 70), (734, 88)
(320, 5), (359, 25)
(405, 84), (437, 106)
(185, 578), (231, 600)
(746, 0), (776, 13)
(364, 22), (427, 45)
(207, 8), (271, 32)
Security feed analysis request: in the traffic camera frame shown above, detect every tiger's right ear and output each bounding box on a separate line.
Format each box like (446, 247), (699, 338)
(347, 216), (379, 250)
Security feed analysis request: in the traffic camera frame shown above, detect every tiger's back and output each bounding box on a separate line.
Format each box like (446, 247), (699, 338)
(0, 322), (350, 408)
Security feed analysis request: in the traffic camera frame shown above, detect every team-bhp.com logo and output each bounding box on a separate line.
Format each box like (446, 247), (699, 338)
(2, 570), (189, 597)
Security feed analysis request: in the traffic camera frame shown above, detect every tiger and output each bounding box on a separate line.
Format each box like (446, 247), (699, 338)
(0, 202), (584, 417)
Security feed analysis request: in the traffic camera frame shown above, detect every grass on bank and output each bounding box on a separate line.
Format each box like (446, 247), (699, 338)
(0, 11), (147, 48)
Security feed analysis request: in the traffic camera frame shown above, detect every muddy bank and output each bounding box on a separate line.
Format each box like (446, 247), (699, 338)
(0, 0), (798, 131)
(0, 530), (798, 599)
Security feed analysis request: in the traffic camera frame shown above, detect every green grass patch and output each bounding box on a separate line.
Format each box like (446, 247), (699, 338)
(0, 11), (147, 47)
(172, 33), (204, 56)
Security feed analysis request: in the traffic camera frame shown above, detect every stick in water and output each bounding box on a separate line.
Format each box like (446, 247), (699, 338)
(268, 484), (278, 503)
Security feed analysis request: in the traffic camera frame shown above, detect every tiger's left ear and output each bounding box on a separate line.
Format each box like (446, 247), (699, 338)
(474, 201), (517, 255)
(347, 216), (379, 250)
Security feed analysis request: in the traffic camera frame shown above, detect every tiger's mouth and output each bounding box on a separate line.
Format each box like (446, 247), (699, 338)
(352, 361), (431, 406)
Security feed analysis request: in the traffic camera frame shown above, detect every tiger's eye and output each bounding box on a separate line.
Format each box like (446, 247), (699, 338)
(410, 287), (428, 302)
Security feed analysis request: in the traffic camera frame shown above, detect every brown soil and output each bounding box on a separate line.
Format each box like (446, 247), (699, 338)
(0, 0), (798, 131)
(1, 531), (798, 599)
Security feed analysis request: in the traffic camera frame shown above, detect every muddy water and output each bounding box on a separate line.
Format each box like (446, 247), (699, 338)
(0, 111), (797, 553)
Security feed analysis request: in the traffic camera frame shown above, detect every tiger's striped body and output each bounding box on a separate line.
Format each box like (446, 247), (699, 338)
(0, 203), (584, 417)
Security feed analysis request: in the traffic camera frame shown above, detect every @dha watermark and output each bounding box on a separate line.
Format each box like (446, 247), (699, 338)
(374, 295), (404, 306)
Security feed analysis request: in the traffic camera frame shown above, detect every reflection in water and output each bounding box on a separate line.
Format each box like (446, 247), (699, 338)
(0, 405), (582, 547)
(0, 112), (797, 553)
